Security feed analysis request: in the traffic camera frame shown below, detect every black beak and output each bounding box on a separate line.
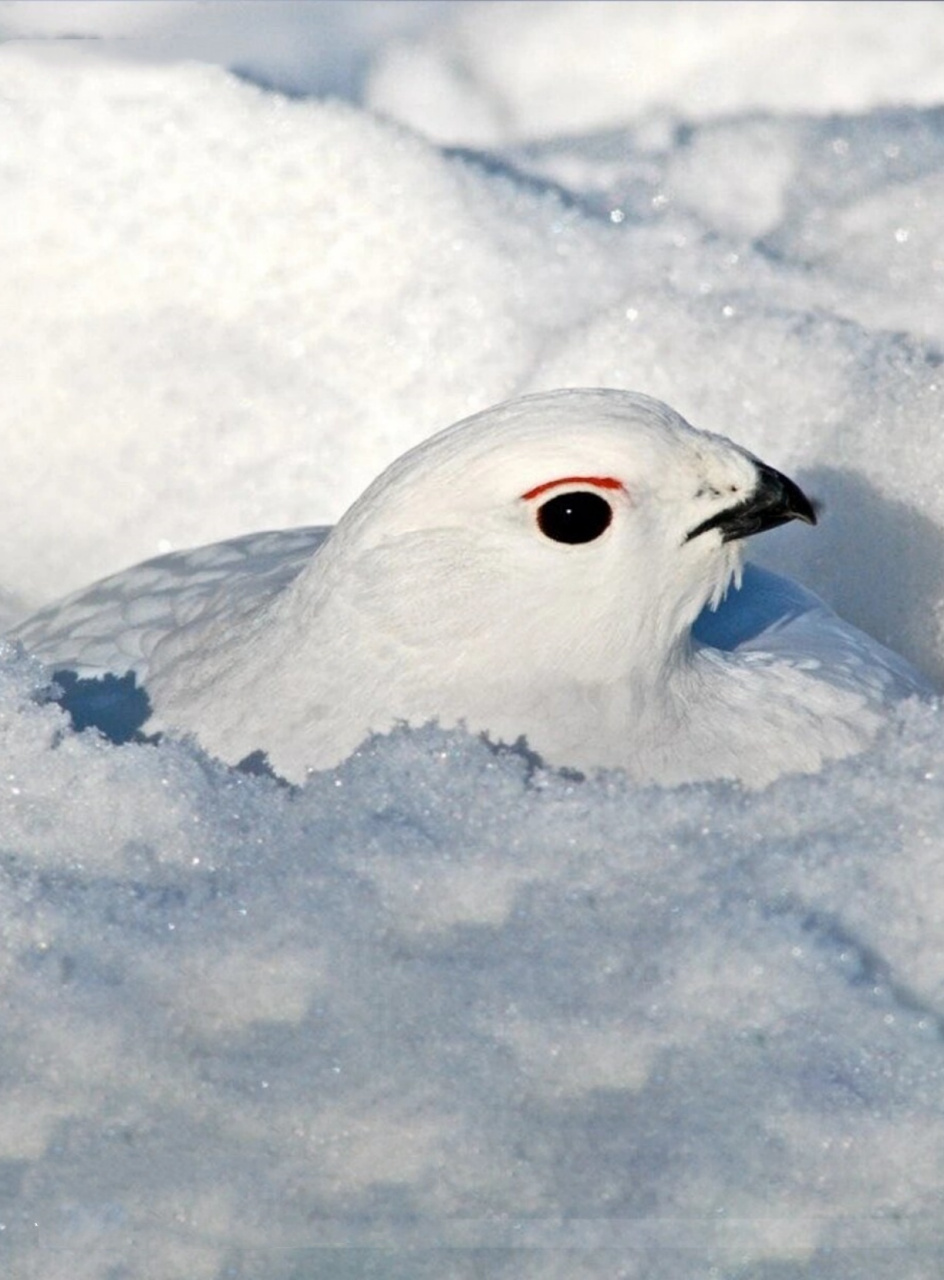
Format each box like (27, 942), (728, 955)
(685, 462), (817, 544)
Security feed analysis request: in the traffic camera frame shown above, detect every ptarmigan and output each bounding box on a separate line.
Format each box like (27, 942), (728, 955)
(10, 389), (931, 787)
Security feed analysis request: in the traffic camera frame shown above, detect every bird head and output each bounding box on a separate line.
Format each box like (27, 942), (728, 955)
(312, 389), (815, 696)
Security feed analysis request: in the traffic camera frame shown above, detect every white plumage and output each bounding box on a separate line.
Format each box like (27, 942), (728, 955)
(10, 389), (931, 786)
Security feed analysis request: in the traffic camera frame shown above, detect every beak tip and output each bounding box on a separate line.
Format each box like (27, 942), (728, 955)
(757, 463), (817, 536)
(790, 485), (818, 528)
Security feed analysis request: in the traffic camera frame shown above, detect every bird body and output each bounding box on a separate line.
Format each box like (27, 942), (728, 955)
(10, 390), (931, 787)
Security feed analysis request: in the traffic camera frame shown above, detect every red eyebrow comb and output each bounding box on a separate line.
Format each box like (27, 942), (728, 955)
(520, 475), (625, 502)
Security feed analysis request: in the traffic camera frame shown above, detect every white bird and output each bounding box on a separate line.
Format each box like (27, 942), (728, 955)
(10, 389), (931, 787)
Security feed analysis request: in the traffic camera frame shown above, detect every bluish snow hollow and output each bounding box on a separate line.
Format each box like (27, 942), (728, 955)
(2, 3), (944, 1277)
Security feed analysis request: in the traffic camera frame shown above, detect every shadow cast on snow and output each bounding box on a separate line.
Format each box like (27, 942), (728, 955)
(753, 463), (944, 688)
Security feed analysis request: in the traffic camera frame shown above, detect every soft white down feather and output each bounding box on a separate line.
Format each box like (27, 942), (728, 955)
(11, 389), (931, 786)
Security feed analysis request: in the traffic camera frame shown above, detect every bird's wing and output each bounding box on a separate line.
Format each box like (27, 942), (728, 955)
(694, 563), (933, 701)
(10, 526), (329, 679)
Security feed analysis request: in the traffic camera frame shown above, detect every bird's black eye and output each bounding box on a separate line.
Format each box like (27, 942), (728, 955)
(536, 491), (613, 544)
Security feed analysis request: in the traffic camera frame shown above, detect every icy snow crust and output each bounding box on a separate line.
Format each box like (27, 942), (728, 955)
(2, 3), (944, 1276)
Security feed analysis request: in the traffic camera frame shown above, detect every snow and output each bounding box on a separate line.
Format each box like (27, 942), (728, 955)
(1, 2), (944, 1276)
(366, 1), (944, 146)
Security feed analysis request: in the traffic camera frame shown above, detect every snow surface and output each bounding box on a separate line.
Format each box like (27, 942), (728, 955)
(2, 2), (944, 1277)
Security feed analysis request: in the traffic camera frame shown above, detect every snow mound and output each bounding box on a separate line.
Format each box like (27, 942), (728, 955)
(0, 47), (619, 607)
(1, 644), (943, 1277)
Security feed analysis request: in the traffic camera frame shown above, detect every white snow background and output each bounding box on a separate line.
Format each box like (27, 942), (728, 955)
(2, 2), (944, 1276)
